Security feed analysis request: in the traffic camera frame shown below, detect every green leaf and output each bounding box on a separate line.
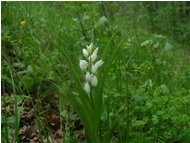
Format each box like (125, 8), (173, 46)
(94, 16), (109, 28)
(164, 42), (173, 53)
(160, 84), (169, 94)
(52, 41), (91, 110)
(13, 62), (25, 68)
(27, 65), (34, 73)
(101, 120), (118, 143)
(132, 120), (147, 127)
(1, 75), (12, 85)
(93, 40), (124, 129)
(101, 26), (123, 60)
(68, 91), (100, 143)
(152, 115), (159, 125)
(141, 39), (153, 47)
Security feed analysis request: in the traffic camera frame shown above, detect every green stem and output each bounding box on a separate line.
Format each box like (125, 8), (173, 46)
(125, 67), (130, 142)
(6, 61), (19, 143)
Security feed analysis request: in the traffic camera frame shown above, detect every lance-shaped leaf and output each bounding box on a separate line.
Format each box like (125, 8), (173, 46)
(93, 40), (125, 133)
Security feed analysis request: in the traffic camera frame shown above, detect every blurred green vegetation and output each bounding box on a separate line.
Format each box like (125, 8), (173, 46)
(1, 1), (190, 143)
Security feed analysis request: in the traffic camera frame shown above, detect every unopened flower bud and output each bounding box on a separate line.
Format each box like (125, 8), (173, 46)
(87, 43), (94, 54)
(83, 49), (89, 57)
(84, 82), (90, 94)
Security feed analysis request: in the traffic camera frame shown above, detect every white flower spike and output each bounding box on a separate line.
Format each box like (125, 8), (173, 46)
(79, 42), (104, 94)
(91, 75), (98, 87)
(84, 82), (90, 94)
(79, 60), (88, 70)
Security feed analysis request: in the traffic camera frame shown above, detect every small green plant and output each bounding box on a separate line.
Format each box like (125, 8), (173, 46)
(57, 41), (122, 143)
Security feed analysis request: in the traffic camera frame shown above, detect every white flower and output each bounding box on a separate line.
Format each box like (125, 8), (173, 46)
(85, 72), (92, 82)
(91, 60), (103, 73)
(83, 49), (89, 57)
(91, 64), (97, 74)
(87, 43), (94, 54)
(84, 82), (90, 94)
(92, 48), (99, 56)
(90, 47), (98, 62)
(91, 75), (98, 87)
(79, 60), (88, 70)
(90, 53), (97, 62)
(95, 59), (104, 68)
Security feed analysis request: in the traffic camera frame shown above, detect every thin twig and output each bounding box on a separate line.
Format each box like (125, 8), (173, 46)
(76, 3), (88, 41)
(101, 2), (116, 47)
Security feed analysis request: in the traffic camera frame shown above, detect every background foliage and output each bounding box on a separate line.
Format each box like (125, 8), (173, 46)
(1, 1), (190, 143)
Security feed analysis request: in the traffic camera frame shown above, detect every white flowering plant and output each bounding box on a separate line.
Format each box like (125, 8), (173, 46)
(79, 43), (104, 96)
(59, 42), (123, 143)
